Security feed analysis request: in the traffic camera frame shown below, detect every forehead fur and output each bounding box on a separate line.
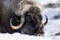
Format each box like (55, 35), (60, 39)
(16, 0), (43, 16)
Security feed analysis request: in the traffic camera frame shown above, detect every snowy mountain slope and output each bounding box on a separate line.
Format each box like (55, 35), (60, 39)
(36, 0), (58, 5)
(44, 8), (60, 20)
(44, 7), (60, 40)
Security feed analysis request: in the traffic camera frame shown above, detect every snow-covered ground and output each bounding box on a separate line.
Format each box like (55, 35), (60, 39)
(44, 8), (60, 40)
(0, 0), (60, 40)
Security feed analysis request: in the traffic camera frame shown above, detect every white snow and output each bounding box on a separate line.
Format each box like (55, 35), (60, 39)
(0, 33), (53, 40)
(36, 0), (58, 5)
(0, 0), (60, 40)
(43, 6), (60, 40)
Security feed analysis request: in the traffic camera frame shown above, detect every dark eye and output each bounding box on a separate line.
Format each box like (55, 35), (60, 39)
(11, 16), (20, 26)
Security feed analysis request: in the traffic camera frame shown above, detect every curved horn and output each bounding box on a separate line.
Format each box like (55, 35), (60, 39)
(10, 16), (25, 30)
(40, 15), (48, 27)
(43, 15), (48, 26)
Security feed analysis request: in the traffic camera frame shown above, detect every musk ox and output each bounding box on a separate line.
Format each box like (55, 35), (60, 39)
(0, 0), (48, 36)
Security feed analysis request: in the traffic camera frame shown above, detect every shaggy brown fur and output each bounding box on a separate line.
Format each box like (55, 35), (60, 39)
(0, 0), (48, 36)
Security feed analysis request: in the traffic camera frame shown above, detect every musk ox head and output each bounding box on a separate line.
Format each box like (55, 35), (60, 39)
(10, 0), (43, 30)
(0, 0), (48, 36)
(9, 0), (48, 36)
